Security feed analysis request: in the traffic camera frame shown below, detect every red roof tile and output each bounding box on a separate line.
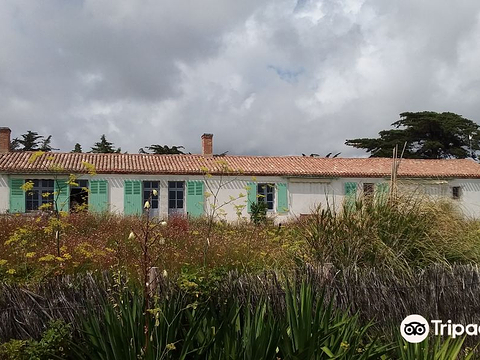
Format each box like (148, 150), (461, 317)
(0, 152), (479, 178)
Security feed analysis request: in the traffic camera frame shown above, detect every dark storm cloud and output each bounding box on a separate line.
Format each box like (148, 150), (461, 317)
(1, 0), (480, 157)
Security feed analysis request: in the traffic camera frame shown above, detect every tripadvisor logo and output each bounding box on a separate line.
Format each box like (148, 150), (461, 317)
(401, 314), (480, 343)
(401, 315), (429, 343)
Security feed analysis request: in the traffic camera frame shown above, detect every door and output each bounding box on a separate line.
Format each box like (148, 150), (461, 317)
(168, 181), (185, 216)
(143, 181), (160, 218)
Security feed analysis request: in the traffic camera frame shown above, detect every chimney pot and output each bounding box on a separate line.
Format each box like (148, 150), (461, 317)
(0, 127), (11, 153)
(201, 133), (213, 157)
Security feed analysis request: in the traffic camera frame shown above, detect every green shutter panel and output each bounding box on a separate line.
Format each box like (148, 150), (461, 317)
(375, 182), (389, 194)
(186, 180), (204, 217)
(54, 179), (70, 212)
(247, 182), (257, 213)
(124, 180), (142, 215)
(375, 182), (389, 204)
(276, 183), (289, 213)
(90, 180), (109, 212)
(344, 182), (357, 210)
(345, 182), (357, 196)
(9, 178), (25, 213)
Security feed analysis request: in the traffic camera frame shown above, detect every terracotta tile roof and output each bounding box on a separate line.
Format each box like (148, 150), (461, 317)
(0, 152), (479, 178)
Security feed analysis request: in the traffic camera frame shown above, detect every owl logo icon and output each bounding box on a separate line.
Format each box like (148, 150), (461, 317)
(401, 315), (429, 343)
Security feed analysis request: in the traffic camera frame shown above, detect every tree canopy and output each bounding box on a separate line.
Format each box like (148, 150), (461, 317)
(39, 135), (58, 152)
(139, 144), (185, 154)
(11, 131), (56, 152)
(345, 112), (480, 159)
(71, 143), (82, 153)
(90, 135), (121, 153)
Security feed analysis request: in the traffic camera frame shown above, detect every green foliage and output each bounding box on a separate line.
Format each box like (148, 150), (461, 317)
(194, 296), (281, 359)
(15, 131), (43, 151)
(72, 282), (389, 359)
(72, 288), (197, 360)
(346, 111), (480, 159)
(39, 135), (58, 152)
(177, 266), (231, 298)
(3, 192), (480, 283)
(0, 320), (71, 360)
(11, 131), (56, 152)
(139, 144), (185, 154)
(295, 192), (480, 273)
(71, 143), (82, 153)
(250, 201), (267, 225)
(390, 333), (474, 360)
(90, 134), (121, 153)
(279, 281), (389, 359)
(0, 339), (27, 360)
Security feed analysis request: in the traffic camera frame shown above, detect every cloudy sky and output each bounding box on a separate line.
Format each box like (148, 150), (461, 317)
(1, 0), (480, 156)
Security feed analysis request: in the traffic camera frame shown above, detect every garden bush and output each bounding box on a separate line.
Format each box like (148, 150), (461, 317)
(0, 320), (71, 360)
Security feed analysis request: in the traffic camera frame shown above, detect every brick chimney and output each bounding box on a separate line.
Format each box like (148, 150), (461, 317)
(0, 127), (11, 153)
(201, 133), (213, 157)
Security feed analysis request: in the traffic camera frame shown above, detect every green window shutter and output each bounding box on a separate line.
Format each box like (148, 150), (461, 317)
(344, 182), (357, 210)
(375, 182), (389, 193)
(9, 178), (25, 213)
(186, 180), (204, 217)
(276, 183), (289, 213)
(124, 180), (142, 215)
(345, 182), (357, 196)
(54, 179), (70, 212)
(375, 182), (389, 204)
(90, 180), (109, 213)
(247, 182), (257, 213)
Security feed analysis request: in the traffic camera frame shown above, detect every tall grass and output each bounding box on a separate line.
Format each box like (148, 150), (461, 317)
(1, 190), (480, 283)
(392, 334), (474, 360)
(295, 191), (480, 273)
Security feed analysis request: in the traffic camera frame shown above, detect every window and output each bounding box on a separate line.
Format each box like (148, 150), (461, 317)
(168, 181), (184, 210)
(143, 181), (160, 209)
(70, 180), (89, 210)
(363, 183), (374, 197)
(452, 186), (461, 200)
(25, 179), (54, 211)
(257, 183), (275, 210)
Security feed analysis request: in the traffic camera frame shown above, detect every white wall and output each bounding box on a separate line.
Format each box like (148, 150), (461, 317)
(446, 179), (480, 218)
(2, 173), (480, 220)
(288, 180), (336, 215)
(103, 174), (287, 222)
(288, 177), (391, 217)
(0, 174), (9, 212)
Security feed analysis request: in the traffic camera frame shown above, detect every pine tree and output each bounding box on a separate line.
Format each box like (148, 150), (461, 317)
(71, 143), (82, 153)
(18, 131), (43, 151)
(346, 112), (480, 159)
(39, 135), (58, 152)
(10, 138), (20, 151)
(90, 135), (121, 153)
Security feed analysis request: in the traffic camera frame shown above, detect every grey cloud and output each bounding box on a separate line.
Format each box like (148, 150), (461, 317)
(2, 0), (480, 157)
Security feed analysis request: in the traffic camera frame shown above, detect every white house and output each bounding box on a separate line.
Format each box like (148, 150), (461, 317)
(1, 127), (480, 221)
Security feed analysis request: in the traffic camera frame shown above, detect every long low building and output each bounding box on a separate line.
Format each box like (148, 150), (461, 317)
(1, 127), (480, 220)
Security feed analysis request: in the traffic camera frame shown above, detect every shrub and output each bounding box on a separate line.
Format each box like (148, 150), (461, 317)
(0, 320), (72, 360)
(250, 201), (268, 225)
